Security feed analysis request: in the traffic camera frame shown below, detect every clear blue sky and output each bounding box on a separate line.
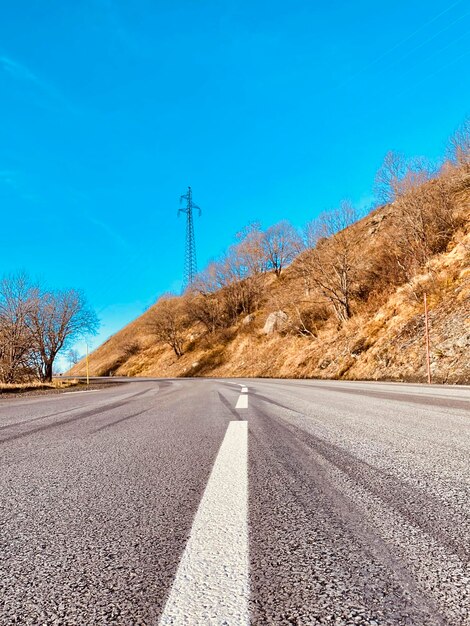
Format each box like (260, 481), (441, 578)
(1, 0), (469, 358)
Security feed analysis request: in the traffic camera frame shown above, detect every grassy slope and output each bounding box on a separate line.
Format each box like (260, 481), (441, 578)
(72, 181), (470, 384)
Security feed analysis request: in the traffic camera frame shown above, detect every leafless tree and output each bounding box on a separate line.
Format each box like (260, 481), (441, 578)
(269, 283), (329, 338)
(147, 295), (187, 357)
(121, 340), (141, 358)
(186, 290), (228, 333)
(220, 246), (265, 318)
(0, 273), (36, 383)
(27, 289), (99, 382)
(262, 221), (303, 277)
(390, 176), (461, 273)
(189, 263), (231, 330)
(235, 223), (267, 275)
(374, 151), (433, 204)
(372, 145), (463, 277)
(66, 348), (81, 371)
(448, 117), (470, 169)
(296, 201), (362, 322)
(191, 224), (267, 327)
(194, 254), (260, 325)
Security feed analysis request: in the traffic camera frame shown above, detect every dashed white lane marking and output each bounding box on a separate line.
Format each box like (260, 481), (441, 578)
(159, 421), (249, 625)
(241, 387), (248, 393)
(236, 394), (249, 409)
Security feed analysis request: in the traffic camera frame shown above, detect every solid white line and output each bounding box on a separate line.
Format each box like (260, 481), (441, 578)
(235, 394), (248, 409)
(62, 389), (99, 395)
(159, 421), (249, 625)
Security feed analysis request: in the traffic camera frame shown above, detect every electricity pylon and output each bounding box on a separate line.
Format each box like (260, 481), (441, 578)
(178, 186), (201, 288)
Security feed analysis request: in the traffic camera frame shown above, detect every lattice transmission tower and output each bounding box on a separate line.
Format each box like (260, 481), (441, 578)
(178, 186), (201, 288)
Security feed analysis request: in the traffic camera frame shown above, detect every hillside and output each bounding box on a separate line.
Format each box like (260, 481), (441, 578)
(72, 165), (470, 384)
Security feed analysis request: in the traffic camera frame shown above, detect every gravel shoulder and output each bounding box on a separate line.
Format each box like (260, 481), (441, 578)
(0, 382), (123, 399)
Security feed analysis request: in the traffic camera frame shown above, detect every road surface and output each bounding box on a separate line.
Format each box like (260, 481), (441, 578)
(1, 378), (469, 625)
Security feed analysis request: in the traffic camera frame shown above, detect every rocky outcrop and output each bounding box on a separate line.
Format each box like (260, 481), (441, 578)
(263, 311), (288, 334)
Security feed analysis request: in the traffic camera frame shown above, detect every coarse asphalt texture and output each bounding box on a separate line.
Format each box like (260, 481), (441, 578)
(0, 377), (469, 625)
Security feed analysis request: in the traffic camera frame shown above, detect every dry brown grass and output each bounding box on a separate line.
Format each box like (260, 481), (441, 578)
(0, 379), (82, 393)
(74, 169), (470, 384)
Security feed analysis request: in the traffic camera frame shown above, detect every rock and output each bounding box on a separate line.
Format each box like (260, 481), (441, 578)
(263, 310), (288, 334)
(242, 314), (255, 325)
(191, 361), (199, 369)
(455, 334), (470, 349)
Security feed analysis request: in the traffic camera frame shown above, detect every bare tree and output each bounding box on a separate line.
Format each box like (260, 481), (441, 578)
(374, 151), (433, 204)
(121, 340), (141, 358)
(190, 263), (231, 330)
(372, 145), (463, 277)
(191, 224), (267, 327)
(186, 290), (228, 333)
(66, 348), (81, 372)
(0, 273), (36, 383)
(235, 223), (267, 275)
(390, 176), (460, 273)
(448, 117), (470, 169)
(269, 282), (329, 338)
(296, 201), (362, 322)
(27, 289), (99, 382)
(220, 246), (265, 318)
(262, 221), (303, 277)
(185, 261), (231, 333)
(147, 295), (187, 357)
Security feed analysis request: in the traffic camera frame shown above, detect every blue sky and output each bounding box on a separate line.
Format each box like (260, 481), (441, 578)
(1, 0), (469, 361)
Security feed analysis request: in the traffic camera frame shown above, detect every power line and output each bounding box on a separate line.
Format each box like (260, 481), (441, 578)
(334, 0), (466, 91)
(374, 6), (470, 79)
(388, 41), (470, 105)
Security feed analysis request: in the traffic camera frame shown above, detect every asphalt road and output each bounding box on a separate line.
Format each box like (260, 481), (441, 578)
(1, 378), (469, 625)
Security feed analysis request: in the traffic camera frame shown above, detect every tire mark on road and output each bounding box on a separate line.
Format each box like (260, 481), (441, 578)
(0, 406), (80, 431)
(91, 408), (152, 434)
(252, 393), (470, 560)
(217, 392), (244, 421)
(249, 404), (448, 625)
(290, 383), (470, 411)
(0, 389), (153, 444)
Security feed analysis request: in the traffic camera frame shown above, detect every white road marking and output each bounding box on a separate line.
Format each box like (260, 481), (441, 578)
(159, 421), (249, 625)
(236, 394), (249, 409)
(62, 389), (99, 395)
(241, 387), (248, 393)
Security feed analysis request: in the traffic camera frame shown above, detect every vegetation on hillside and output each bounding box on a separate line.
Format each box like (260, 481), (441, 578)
(73, 119), (470, 383)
